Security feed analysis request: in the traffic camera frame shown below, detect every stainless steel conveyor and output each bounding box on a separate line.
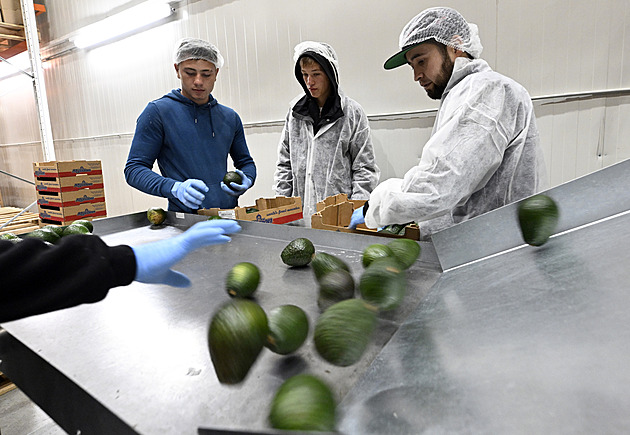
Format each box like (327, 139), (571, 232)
(2, 159), (630, 434)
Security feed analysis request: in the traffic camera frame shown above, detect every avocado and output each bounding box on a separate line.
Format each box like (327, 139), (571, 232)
(518, 194), (560, 246)
(226, 262), (261, 298)
(269, 374), (336, 432)
(208, 299), (268, 384)
(387, 238), (421, 269)
(246, 207), (259, 213)
(43, 225), (66, 237)
(25, 227), (61, 243)
(314, 298), (377, 367)
(359, 257), (406, 311)
(0, 233), (22, 243)
(265, 304), (309, 355)
(311, 252), (350, 283)
(378, 223), (407, 235)
(317, 269), (355, 311)
(147, 207), (167, 225)
(62, 224), (90, 237)
(281, 237), (315, 267)
(71, 219), (94, 233)
(362, 243), (394, 268)
(207, 215), (223, 220)
(223, 171), (242, 190)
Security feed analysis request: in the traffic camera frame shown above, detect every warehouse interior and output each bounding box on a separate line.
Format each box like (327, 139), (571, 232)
(1, 0), (630, 434)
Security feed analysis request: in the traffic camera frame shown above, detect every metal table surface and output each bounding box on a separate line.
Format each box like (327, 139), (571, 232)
(0, 212), (441, 435)
(339, 210), (630, 434)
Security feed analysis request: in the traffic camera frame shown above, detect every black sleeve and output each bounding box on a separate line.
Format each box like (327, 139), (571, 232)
(0, 235), (137, 323)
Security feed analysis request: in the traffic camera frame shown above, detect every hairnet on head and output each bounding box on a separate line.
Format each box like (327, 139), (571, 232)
(293, 41), (340, 84)
(174, 37), (224, 69)
(384, 7), (483, 69)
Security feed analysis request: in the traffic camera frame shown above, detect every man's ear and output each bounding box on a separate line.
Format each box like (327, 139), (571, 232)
(174, 63), (180, 78)
(215, 68), (220, 76)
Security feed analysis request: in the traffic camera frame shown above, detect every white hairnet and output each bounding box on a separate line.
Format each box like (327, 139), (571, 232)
(384, 7), (483, 69)
(174, 37), (224, 69)
(293, 41), (339, 83)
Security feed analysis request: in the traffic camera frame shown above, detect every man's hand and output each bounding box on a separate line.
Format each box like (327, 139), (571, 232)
(220, 169), (253, 197)
(132, 219), (241, 287)
(348, 206), (365, 229)
(171, 179), (209, 209)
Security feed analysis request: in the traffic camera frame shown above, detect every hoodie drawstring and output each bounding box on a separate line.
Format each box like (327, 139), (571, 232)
(209, 106), (215, 137)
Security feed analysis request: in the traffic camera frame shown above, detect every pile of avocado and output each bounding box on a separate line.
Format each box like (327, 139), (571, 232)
(1, 219), (94, 245)
(206, 233), (422, 432)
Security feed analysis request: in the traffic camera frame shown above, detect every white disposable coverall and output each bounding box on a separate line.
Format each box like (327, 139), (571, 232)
(273, 91), (380, 225)
(365, 57), (546, 237)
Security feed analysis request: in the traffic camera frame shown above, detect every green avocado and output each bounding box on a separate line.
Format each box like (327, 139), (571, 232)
(387, 238), (421, 269)
(378, 223), (407, 235)
(314, 298), (377, 367)
(317, 268), (355, 312)
(25, 227), (61, 243)
(43, 224), (66, 237)
(71, 219), (94, 233)
(359, 257), (406, 311)
(62, 224), (90, 237)
(269, 374), (336, 432)
(311, 252), (350, 283)
(281, 237), (315, 267)
(0, 232), (22, 243)
(208, 299), (269, 384)
(517, 194), (560, 246)
(223, 171), (242, 190)
(265, 304), (309, 355)
(362, 243), (394, 268)
(147, 207), (167, 225)
(226, 262), (261, 298)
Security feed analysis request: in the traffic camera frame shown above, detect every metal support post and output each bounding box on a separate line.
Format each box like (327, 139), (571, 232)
(20, 0), (55, 161)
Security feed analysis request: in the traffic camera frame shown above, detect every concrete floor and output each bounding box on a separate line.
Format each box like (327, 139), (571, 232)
(0, 386), (66, 435)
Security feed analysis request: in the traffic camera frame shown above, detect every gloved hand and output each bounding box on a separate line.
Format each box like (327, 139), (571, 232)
(348, 206), (365, 229)
(171, 179), (209, 209)
(220, 169), (253, 197)
(132, 219), (241, 287)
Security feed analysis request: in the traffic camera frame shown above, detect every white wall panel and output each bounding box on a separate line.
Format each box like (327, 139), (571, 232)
(1, 0), (629, 218)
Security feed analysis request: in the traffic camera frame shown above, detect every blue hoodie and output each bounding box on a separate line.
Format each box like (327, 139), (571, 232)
(125, 89), (257, 212)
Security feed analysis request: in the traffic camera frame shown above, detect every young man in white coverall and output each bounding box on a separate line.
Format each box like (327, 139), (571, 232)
(350, 7), (546, 239)
(273, 41), (380, 226)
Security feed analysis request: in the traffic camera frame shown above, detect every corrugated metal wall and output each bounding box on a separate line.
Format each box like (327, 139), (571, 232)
(1, 0), (629, 217)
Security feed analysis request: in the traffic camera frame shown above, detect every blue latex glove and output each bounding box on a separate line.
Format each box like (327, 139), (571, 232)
(348, 206), (365, 229)
(171, 179), (209, 209)
(132, 219), (241, 287)
(220, 169), (253, 197)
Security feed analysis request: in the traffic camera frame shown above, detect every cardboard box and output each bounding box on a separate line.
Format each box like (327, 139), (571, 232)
(37, 188), (105, 208)
(198, 196), (303, 224)
(311, 200), (420, 240)
(38, 202), (107, 225)
(34, 174), (104, 193)
(315, 193), (365, 213)
(33, 160), (102, 178)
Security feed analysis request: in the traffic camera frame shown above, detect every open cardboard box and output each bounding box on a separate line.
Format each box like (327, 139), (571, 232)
(311, 197), (420, 240)
(315, 193), (365, 213)
(198, 196), (303, 224)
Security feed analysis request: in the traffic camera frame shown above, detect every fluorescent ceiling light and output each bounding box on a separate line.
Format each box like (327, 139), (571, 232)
(72, 1), (173, 49)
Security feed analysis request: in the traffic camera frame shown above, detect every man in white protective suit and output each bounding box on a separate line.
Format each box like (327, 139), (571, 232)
(273, 41), (380, 226)
(349, 7), (547, 239)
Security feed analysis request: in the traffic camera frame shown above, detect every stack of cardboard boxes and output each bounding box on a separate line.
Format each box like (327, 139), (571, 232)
(33, 160), (107, 226)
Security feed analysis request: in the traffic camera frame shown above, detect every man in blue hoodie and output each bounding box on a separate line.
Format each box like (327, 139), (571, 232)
(125, 38), (256, 213)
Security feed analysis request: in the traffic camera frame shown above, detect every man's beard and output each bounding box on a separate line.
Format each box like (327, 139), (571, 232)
(426, 55), (455, 100)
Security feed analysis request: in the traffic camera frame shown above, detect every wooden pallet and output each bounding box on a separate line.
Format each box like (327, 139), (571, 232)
(0, 371), (16, 396)
(0, 207), (41, 236)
